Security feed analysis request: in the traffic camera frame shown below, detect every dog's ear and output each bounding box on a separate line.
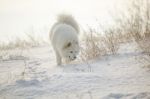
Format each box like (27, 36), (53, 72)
(64, 42), (71, 49)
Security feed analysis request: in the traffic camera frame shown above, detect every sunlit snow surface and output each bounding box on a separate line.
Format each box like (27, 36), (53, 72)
(0, 42), (150, 99)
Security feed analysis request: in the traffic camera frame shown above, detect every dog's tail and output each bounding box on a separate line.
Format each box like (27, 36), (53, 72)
(57, 14), (79, 33)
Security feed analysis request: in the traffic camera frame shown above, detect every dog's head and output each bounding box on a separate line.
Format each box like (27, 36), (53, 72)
(62, 41), (79, 62)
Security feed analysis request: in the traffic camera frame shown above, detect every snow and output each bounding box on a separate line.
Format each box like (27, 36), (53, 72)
(0, 42), (150, 99)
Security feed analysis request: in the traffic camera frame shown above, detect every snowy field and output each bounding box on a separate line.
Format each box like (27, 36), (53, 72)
(0, 42), (150, 99)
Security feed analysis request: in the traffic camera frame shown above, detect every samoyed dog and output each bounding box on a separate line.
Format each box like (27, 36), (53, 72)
(50, 14), (80, 65)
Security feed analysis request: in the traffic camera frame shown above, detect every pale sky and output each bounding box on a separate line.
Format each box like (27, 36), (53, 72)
(0, 0), (129, 41)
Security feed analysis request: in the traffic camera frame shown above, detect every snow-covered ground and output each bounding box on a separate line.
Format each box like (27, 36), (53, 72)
(0, 42), (150, 99)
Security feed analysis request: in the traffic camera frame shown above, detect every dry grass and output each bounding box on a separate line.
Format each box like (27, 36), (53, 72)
(80, 29), (102, 61)
(133, 33), (150, 68)
(103, 28), (120, 54)
(80, 0), (150, 68)
(128, 0), (150, 68)
(80, 27), (120, 61)
(116, 0), (150, 68)
(0, 34), (47, 61)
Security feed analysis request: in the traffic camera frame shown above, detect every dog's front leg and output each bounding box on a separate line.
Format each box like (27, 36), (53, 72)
(56, 52), (62, 65)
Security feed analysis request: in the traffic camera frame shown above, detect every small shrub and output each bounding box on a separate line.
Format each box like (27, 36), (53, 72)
(80, 27), (119, 61)
(103, 28), (119, 54)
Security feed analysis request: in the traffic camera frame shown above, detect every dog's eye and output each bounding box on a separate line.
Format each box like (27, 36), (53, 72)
(70, 51), (73, 53)
(67, 42), (71, 47)
(64, 42), (71, 49)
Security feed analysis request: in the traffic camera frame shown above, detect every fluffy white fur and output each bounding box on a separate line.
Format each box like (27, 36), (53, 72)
(50, 14), (80, 65)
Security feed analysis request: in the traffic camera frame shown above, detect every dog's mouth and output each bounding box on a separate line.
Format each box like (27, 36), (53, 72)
(70, 58), (75, 61)
(65, 57), (76, 62)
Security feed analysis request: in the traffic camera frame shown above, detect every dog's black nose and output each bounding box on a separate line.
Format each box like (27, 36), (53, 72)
(74, 56), (76, 59)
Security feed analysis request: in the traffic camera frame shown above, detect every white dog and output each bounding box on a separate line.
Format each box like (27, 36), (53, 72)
(50, 14), (80, 65)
